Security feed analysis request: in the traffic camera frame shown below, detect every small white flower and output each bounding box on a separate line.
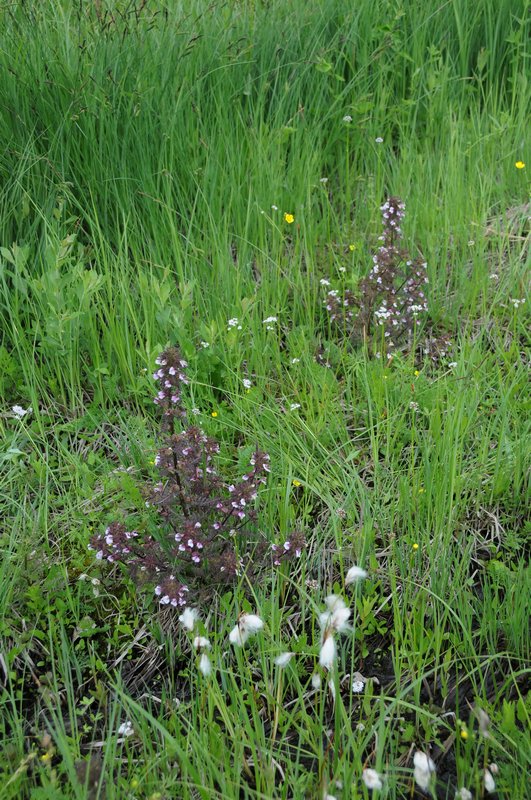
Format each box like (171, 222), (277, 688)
(510, 298), (525, 308)
(375, 137), (384, 143)
(345, 565), (367, 585)
(467, 239), (475, 246)
(291, 357), (300, 364)
(198, 652), (212, 676)
(448, 362), (458, 368)
(242, 378), (252, 389)
(178, 607), (199, 631)
(274, 652), (294, 668)
(413, 751), (436, 791)
(290, 402), (301, 411)
(320, 177), (328, 184)
(229, 613), (264, 646)
(227, 317), (239, 327)
(311, 672), (322, 689)
(12, 405), (32, 419)
(489, 763), (498, 775)
(489, 273), (499, 280)
(352, 679), (365, 693)
(200, 341), (210, 348)
(484, 769), (495, 793)
(362, 768), (383, 790)
(324, 795), (337, 800)
(263, 315), (278, 324)
(320, 278), (331, 286)
(117, 720), (134, 737)
(319, 634), (336, 669)
(343, 115), (352, 123)
(455, 789), (472, 800)
(409, 401), (419, 411)
(271, 204), (278, 211)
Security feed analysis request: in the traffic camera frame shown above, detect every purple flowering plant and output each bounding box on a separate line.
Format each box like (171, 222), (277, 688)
(89, 346), (272, 608)
(324, 197), (429, 353)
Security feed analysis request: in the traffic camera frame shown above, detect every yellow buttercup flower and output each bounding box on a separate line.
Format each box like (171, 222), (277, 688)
(284, 212), (294, 224)
(349, 243), (357, 251)
(515, 161), (525, 169)
(460, 729), (469, 741)
(412, 542), (419, 551)
(292, 479), (302, 487)
(211, 411), (218, 418)
(414, 370), (420, 377)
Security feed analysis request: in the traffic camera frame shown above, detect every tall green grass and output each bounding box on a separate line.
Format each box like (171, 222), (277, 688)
(0, 1), (529, 798)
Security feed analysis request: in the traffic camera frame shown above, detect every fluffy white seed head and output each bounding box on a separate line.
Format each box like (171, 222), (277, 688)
(345, 565), (368, 585)
(117, 721), (134, 737)
(319, 634), (336, 669)
(192, 636), (210, 650)
(362, 768), (383, 790)
(484, 769), (495, 794)
(311, 672), (322, 690)
(240, 613), (264, 634)
(274, 652), (294, 668)
(178, 607), (199, 631)
(320, 595), (351, 634)
(229, 624), (246, 646)
(229, 613), (264, 647)
(413, 751), (435, 790)
(198, 652), (212, 676)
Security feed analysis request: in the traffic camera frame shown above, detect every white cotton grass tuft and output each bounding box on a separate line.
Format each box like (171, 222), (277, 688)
(198, 652), (212, 677)
(311, 672), (322, 690)
(274, 651), (294, 668)
(320, 595), (351, 634)
(413, 751), (436, 791)
(362, 768), (384, 791)
(193, 636), (210, 650)
(178, 607), (199, 631)
(117, 720), (134, 737)
(229, 613), (264, 647)
(484, 769), (496, 793)
(345, 565), (367, 585)
(319, 634), (336, 669)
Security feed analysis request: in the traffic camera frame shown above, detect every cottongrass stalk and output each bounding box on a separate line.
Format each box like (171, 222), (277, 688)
(362, 768), (384, 791)
(318, 595), (351, 670)
(179, 608), (199, 631)
(483, 768), (496, 793)
(274, 652), (294, 668)
(413, 751), (436, 791)
(229, 613), (264, 647)
(345, 565), (367, 585)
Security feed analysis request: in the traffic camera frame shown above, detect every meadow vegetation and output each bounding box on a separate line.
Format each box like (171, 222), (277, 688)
(0, 1), (529, 798)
